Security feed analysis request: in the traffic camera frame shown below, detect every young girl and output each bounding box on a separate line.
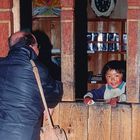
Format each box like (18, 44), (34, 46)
(84, 60), (126, 107)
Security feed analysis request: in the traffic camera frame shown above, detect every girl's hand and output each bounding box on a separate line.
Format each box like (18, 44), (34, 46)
(106, 97), (119, 107)
(84, 97), (95, 105)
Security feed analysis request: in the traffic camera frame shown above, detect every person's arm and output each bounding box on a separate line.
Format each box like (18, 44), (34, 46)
(83, 92), (95, 105)
(43, 74), (63, 108)
(36, 61), (63, 108)
(83, 86), (105, 105)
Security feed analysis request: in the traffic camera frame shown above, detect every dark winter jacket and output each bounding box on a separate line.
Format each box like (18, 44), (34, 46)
(0, 41), (63, 140)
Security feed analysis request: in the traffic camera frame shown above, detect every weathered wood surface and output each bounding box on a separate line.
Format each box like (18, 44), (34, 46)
(52, 102), (140, 140)
(111, 104), (131, 140)
(88, 103), (111, 140)
(132, 104), (140, 140)
(127, 1), (140, 103)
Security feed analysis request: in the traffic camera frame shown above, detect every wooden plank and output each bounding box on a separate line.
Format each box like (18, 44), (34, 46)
(52, 102), (140, 140)
(58, 102), (88, 140)
(127, 19), (140, 102)
(60, 0), (75, 101)
(132, 104), (140, 140)
(61, 55), (75, 101)
(88, 103), (111, 140)
(111, 104), (131, 140)
(52, 103), (60, 124)
(88, 53), (108, 75)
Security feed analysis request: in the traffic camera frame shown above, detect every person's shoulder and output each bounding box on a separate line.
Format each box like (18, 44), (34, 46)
(96, 85), (106, 91)
(89, 85), (105, 94)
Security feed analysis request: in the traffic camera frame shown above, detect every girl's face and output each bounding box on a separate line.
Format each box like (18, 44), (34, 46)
(105, 69), (123, 89)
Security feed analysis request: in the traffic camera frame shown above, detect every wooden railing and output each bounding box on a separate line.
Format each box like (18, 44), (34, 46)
(52, 102), (140, 140)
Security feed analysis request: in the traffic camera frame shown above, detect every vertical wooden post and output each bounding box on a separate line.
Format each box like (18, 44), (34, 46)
(127, 0), (140, 102)
(13, 0), (20, 32)
(0, 0), (13, 57)
(60, 0), (75, 101)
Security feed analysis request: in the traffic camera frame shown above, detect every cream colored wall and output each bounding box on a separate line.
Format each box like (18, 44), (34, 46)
(12, 0), (20, 32)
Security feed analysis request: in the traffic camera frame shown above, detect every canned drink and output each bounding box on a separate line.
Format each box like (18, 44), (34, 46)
(87, 32), (92, 41)
(88, 43), (95, 52)
(87, 32), (99, 52)
(122, 33), (127, 51)
(93, 44), (98, 52)
(102, 32), (107, 41)
(114, 33), (119, 51)
(102, 33), (108, 51)
(93, 32), (98, 41)
(108, 33), (119, 51)
(97, 33), (103, 51)
(108, 33), (114, 51)
(97, 32), (108, 51)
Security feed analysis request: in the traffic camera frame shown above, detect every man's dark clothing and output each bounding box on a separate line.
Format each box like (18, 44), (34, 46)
(0, 41), (62, 140)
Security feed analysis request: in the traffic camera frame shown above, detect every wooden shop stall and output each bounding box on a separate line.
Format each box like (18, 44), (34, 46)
(0, 0), (140, 139)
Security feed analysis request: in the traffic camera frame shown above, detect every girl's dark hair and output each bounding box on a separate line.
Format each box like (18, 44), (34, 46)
(102, 60), (126, 82)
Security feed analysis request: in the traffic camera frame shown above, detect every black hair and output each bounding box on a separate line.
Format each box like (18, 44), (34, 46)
(102, 60), (126, 82)
(32, 30), (61, 81)
(21, 33), (37, 47)
(32, 30), (53, 65)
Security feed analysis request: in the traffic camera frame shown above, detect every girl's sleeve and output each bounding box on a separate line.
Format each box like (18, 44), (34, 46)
(84, 86), (105, 101)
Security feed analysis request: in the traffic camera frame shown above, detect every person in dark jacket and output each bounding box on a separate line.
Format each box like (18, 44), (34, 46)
(84, 60), (126, 107)
(0, 31), (63, 140)
(32, 30), (61, 81)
